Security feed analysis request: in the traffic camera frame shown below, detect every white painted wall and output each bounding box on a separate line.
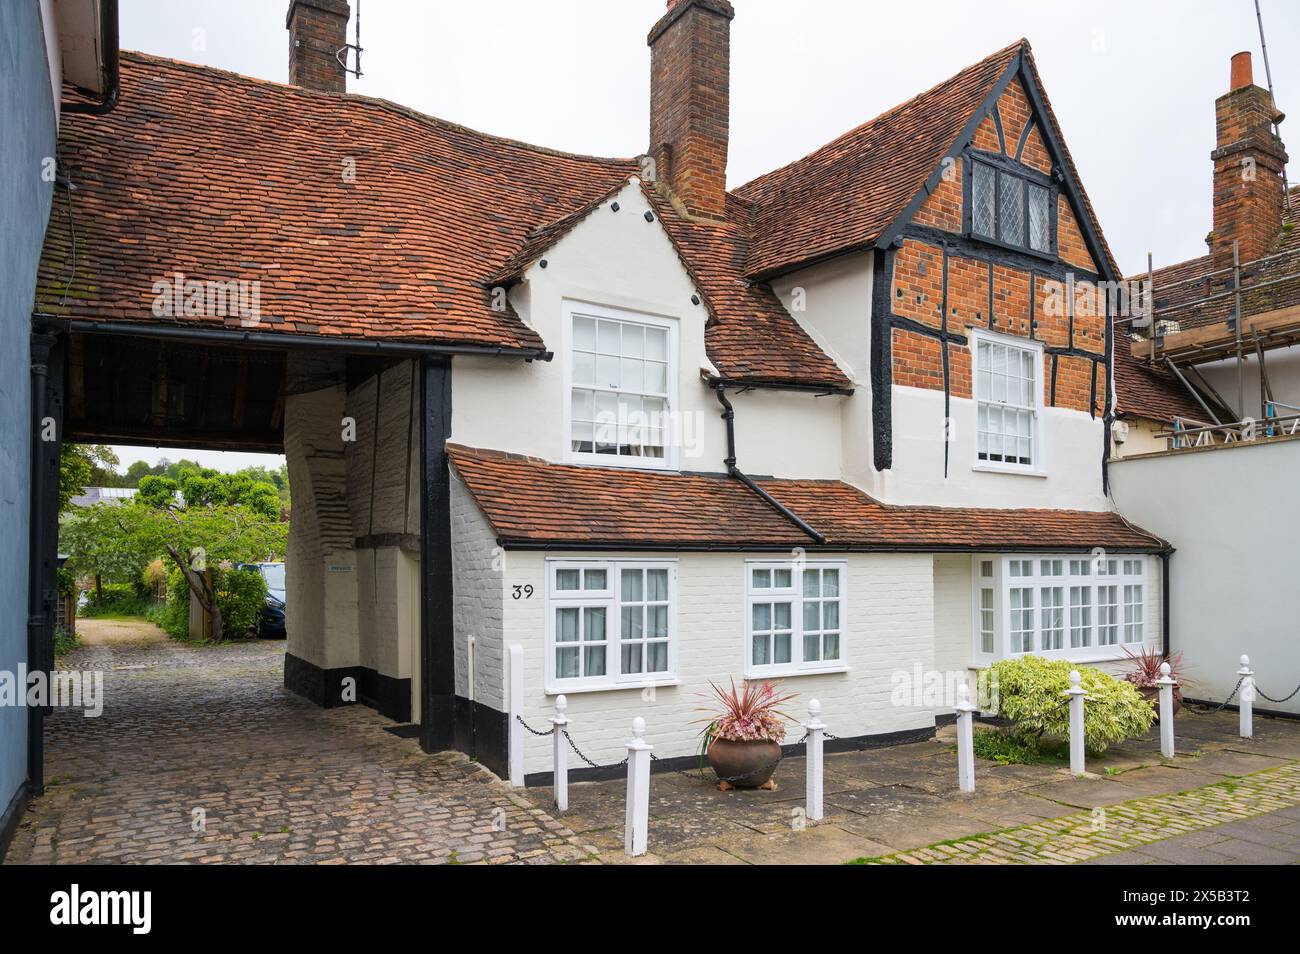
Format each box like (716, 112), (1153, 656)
(451, 474), (506, 710)
(451, 181), (845, 481)
(883, 387), (1109, 509)
(1110, 437), (1299, 713)
(1194, 344), (1300, 421)
(932, 554), (973, 676)
(500, 549), (938, 776)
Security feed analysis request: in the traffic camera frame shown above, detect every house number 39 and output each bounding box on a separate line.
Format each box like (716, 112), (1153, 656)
(512, 584), (534, 600)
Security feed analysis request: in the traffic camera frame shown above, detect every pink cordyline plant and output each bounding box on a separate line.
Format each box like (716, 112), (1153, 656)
(1123, 645), (1195, 690)
(697, 678), (796, 744)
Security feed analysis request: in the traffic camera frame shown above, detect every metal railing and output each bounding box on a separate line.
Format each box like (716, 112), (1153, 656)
(1157, 412), (1300, 451)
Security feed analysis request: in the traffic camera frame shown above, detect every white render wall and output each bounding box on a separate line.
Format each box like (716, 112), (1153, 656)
(499, 549), (938, 776)
(883, 387), (1109, 509)
(932, 554), (974, 677)
(1110, 438), (1299, 712)
(450, 180), (846, 481)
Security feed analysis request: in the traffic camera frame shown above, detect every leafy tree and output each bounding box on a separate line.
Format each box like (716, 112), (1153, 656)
(58, 444), (119, 513)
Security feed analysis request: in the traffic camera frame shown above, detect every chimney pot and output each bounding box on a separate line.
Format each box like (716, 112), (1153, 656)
(1230, 51), (1253, 92)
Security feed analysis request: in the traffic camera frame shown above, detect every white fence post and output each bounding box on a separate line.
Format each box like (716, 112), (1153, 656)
(624, 717), (652, 857)
(803, 699), (825, 821)
(507, 643), (524, 787)
(550, 694), (569, 811)
(1157, 661), (1177, 758)
(1064, 670), (1088, 776)
(954, 682), (977, 792)
(1238, 655), (1254, 739)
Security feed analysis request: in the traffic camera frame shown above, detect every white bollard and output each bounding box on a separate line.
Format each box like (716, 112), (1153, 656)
(1063, 670), (1088, 776)
(1238, 655), (1254, 739)
(954, 682), (978, 792)
(803, 699), (826, 821)
(624, 716), (652, 857)
(507, 643), (524, 787)
(1157, 661), (1177, 758)
(550, 695), (569, 811)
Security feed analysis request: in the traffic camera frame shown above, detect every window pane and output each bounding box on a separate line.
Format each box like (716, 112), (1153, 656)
(804, 633), (821, 662)
(584, 646), (606, 677)
(596, 319), (620, 354)
(620, 643), (642, 675)
(803, 601), (820, 632)
(621, 605), (642, 639)
(646, 641), (668, 673)
(584, 569), (606, 591)
(1040, 586), (1064, 650)
(645, 361), (667, 394)
(803, 569), (819, 598)
(823, 633), (840, 660)
(823, 601), (839, 630)
(622, 323), (644, 357)
(972, 162), (996, 237)
(573, 316), (597, 351)
(980, 560), (994, 579)
(556, 569), (580, 591)
(752, 603), (771, 631)
(556, 607), (579, 641)
(596, 353), (620, 388)
(1069, 586), (1092, 648)
(621, 568), (642, 602)
(752, 633), (770, 666)
(773, 602), (791, 630)
(646, 568), (668, 601)
(1028, 183), (1050, 252)
(772, 568), (791, 589)
(645, 327), (668, 361)
(774, 633), (792, 664)
(584, 607), (606, 641)
(557, 646), (579, 678)
(752, 568), (771, 589)
(998, 171), (1025, 246)
(822, 569), (839, 596)
(647, 604), (667, 638)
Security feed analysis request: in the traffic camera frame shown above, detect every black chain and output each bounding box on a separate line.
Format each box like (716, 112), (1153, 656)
(1253, 679), (1300, 705)
(1190, 676), (1243, 714)
(514, 715), (555, 737)
(562, 729), (628, 771)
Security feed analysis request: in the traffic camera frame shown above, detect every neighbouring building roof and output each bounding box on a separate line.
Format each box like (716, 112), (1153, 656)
(69, 486), (137, 507)
(448, 444), (1168, 552)
(1115, 184), (1300, 424)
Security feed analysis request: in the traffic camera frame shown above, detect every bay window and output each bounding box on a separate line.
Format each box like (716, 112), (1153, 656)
(973, 555), (1149, 662)
(565, 301), (675, 468)
(746, 561), (846, 676)
(547, 560), (676, 690)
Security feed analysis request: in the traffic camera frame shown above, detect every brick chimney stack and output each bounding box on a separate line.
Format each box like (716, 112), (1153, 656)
(647, 0), (735, 221)
(1210, 51), (1288, 266)
(287, 0), (351, 93)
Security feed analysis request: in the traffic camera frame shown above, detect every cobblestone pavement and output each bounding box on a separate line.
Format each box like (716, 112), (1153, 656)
(6, 622), (591, 865)
(528, 707), (1300, 865)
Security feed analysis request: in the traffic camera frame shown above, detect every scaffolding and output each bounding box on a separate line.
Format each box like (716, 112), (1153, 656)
(1122, 238), (1300, 445)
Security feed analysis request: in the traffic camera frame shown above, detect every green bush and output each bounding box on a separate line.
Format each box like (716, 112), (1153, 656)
(78, 583), (151, 618)
(54, 625), (81, 657)
(987, 655), (1155, 755)
(972, 728), (1068, 765)
(216, 566), (267, 636)
(153, 564), (266, 641)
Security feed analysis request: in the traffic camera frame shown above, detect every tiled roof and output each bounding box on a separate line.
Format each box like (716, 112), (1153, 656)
(735, 39), (1118, 281)
(1113, 342), (1214, 426)
(448, 444), (1167, 551)
(38, 51), (846, 386)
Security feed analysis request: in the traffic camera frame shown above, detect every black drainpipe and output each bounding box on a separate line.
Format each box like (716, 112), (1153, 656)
(62, 0), (120, 116)
(26, 332), (57, 796)
(713, 384), (826, 544)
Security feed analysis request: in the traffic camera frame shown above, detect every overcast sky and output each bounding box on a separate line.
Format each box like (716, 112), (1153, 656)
(109, 0), (1297, 472)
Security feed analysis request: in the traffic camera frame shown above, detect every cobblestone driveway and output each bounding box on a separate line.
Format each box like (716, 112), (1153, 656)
(5, 623), (589, 865)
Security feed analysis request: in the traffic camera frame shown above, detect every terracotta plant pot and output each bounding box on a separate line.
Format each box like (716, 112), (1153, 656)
(1140, 685), (1183, 719)
(707, 738), (781, 788)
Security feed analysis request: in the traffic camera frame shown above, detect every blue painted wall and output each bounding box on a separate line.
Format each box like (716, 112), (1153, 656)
(0, 0), (57, 833)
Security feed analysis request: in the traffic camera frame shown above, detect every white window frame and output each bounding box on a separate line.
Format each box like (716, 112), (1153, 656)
(744, 560), (848, 678)
(970, 554), (1151, 664)
(561, 299), (679, 470)
(544, 558), (678, 693)
(971, 328), (1045, 476)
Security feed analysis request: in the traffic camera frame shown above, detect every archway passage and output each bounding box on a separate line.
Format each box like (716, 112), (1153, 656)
(28, 319), (464, 800)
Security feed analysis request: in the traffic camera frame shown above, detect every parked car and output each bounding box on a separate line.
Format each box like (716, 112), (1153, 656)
(237, 562), (286, 639)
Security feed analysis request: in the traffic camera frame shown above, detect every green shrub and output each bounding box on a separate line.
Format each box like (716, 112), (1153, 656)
(987, 655), (1155, 754)
(54, 625), (81, 657)
(154, 564), (266, 641)
(215, 566), (267, 636)
(78, 582), (151, 618)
